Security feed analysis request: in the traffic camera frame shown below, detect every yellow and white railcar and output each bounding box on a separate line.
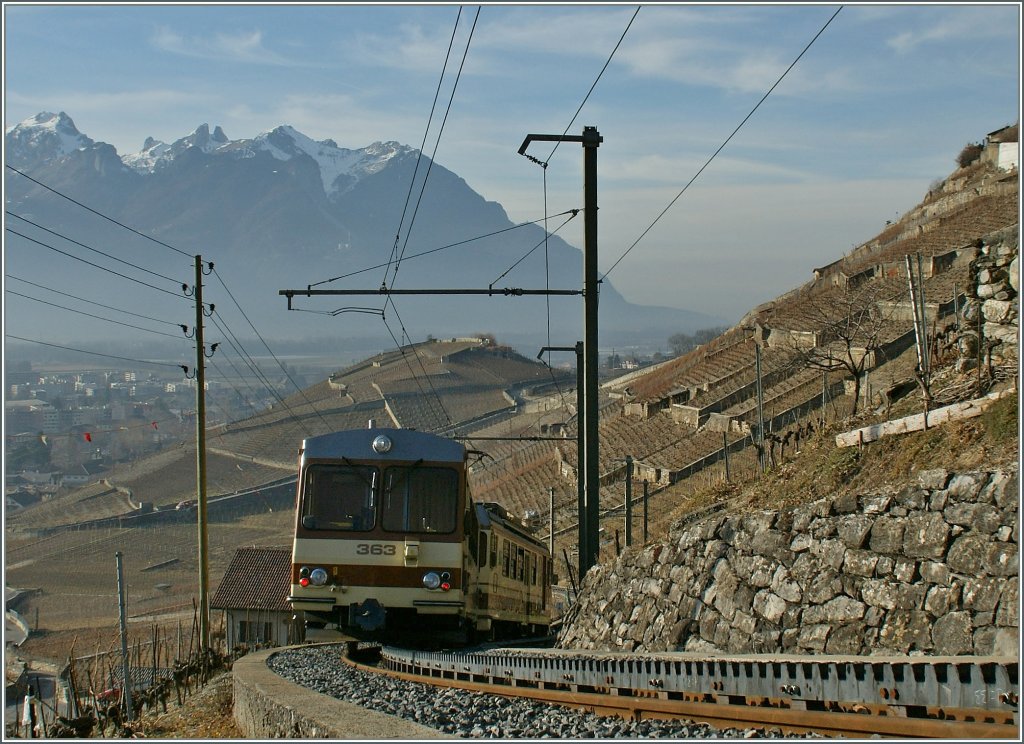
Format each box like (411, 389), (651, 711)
(288, 423), (550, 646)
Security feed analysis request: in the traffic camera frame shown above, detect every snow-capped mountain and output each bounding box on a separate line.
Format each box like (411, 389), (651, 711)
(119, 122), (411, 197)
(121, 123), (229, 172)
(5, 111), (95, 170)
(4, 111), (718, 347)
(8, 112), (417, 198)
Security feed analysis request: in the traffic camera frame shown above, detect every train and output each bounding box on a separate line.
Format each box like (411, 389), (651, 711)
(288, 422), (552, 646)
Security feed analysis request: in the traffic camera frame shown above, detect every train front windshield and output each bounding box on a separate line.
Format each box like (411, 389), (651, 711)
(301, 463), (458, 534)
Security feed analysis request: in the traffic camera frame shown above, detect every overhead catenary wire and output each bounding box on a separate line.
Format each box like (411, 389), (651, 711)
(544, 5), (640, 167)
(371, 6), (478, 434)
(489, 209), (581, 287)
(388, 5), (481, 289)
(382, 4), (464, 287)
(602, 5), (843, 280)
(5, 163), (193, 258)
(513, 6), (639, 429)
(310, 211), (579, 288)
(381, 313), (453, 430)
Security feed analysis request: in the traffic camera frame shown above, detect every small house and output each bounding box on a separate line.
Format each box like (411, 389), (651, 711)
(210, 546), (302, 650)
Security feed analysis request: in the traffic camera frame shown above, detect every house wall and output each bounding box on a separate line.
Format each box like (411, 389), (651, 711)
(222, 609), (302, 650)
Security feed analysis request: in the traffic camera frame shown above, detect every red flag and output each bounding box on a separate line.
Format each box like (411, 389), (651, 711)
(83, 432), (92, 442)
(151, 421), (159, 430)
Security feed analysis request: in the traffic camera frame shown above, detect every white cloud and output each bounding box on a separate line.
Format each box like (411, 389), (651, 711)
(150, 25), (302, 65)
(885, 8), (1018, 54)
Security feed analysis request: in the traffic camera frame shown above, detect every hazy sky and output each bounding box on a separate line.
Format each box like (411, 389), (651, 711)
(4, 2), (1021, 324)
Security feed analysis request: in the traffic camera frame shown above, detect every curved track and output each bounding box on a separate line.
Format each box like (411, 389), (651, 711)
(340, 646), (1019, 738)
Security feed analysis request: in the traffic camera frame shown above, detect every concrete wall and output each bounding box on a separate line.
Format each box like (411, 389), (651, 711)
(232, 647), (451, 739)
(558, 466), (1018, 658)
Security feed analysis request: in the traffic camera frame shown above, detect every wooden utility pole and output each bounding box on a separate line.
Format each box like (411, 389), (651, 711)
(192, 256), (211, 652)
(115, 551), (133, 721)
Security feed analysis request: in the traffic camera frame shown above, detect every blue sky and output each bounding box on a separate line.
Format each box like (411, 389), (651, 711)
(4, 2), (1021, 325)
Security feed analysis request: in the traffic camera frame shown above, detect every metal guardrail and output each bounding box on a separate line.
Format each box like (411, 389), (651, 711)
(381, 647), (1019, 714)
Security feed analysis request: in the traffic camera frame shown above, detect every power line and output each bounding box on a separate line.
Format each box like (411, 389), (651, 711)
(381, 314), (453, 429)
(602, 5), (843, 279)
(7, 289), (193, 341)
(5, 163), (193, 258)
(5, 228), (190, 300)
(211, 267), (333, 431)
(205, 310), (322, 442)
(312, 210), (579, 288)
(389, 5), (482, 287)
(384, 5), (464, 287)
(6, 335), (189, 371)
(490, 209), (581, 287)
(206, 312), (290, 411)
(6, 211), (186, 285)
(545, 5), (640, 166)
(6, 273), (186, 328)
(205, 355), (265, 419)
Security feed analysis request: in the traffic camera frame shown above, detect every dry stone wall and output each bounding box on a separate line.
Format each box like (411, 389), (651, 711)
(558, 466), (1018, 657)
(961, 225), (1019, 371)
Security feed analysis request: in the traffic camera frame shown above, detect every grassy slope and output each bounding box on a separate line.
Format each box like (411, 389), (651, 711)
(658, 388), (1019, 532)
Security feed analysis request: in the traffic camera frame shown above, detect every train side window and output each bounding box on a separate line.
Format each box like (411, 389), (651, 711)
(466, 508), (479, 560)
(301, 464), (376, 531)
(478, 531), (488, 567)
(502, 540), (510, 577)
(516, 546), (525, 582)
(531, 554), (537, 586)
(490, 534), (498, 568)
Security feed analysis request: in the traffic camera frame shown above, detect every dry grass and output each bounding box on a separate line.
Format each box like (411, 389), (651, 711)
(661, 390), (1019, 527)
(132, 669), (243, 739)
(7, 509), (293, 667)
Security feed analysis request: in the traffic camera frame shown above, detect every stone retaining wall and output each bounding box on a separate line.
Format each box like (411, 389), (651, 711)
(558, 467), (1018, 658)
(967, 225), (1019, 369)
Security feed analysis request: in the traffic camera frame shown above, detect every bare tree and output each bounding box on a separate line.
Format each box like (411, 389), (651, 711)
(794, 281), (905, 416)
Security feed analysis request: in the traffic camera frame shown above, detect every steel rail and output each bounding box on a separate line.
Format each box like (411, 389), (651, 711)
(346, 647), (1020, 739)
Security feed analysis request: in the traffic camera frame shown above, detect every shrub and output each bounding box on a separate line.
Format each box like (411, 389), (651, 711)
(956, 142), (983, 168)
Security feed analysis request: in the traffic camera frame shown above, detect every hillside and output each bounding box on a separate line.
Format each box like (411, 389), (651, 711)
(467, 130), (1019, 573)
(4, 126), (1018, 670)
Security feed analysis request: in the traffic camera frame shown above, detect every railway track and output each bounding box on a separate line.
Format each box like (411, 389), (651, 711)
(340, 645), (1019, 738)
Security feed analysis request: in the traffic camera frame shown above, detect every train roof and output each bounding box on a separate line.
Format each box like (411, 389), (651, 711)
(301, 426), (466, 464)
(475, 501), (548, 551)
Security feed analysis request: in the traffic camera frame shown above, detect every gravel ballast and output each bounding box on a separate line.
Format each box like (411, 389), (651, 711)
(268, 645), (818, 738)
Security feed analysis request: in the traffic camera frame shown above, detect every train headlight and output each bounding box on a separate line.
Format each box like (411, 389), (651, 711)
(372, 434), (393, 453)
(422, 572), (441, 590)
(310, 567), (329, 586)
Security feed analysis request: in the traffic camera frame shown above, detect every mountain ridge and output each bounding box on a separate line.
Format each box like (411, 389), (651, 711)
(5, 111), (721, 350)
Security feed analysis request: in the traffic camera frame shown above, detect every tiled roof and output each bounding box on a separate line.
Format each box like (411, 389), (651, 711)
(210, 546), (292, 612)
